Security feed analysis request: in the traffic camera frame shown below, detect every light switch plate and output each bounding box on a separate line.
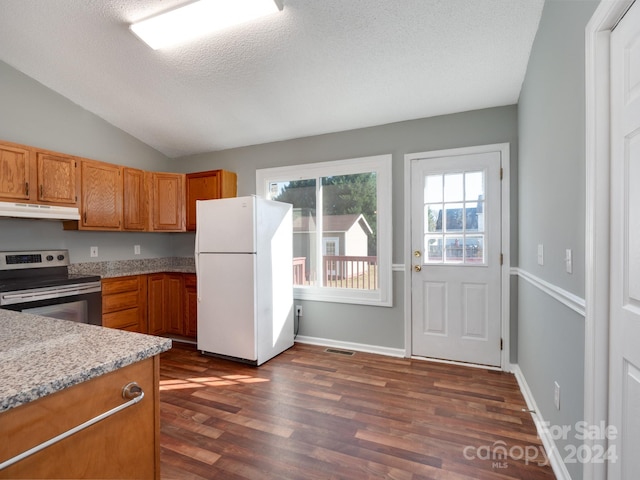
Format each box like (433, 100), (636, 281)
(90, 246), (98, 258)
(134, 245), (141, 255)
(565, 249), (572, 274)
(537, 244), (544, 266)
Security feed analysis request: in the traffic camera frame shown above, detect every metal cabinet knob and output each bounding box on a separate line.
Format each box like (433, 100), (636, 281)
(122, 382), (143, 400)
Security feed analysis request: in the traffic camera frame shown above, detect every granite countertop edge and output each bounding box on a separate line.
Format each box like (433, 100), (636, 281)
(0, 311), (172, 413)
(69, 257), (195, 279)
(1, 342), (170, 413)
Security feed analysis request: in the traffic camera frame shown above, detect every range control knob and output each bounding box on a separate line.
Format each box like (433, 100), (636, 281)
(57, 254), (65, 261)
(46, 255), (54, 261)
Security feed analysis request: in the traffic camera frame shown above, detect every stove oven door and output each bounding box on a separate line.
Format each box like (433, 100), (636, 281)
(0, 283), (102, 325)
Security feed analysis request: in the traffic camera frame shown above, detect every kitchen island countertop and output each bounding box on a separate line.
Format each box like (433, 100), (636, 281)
(0, 310), (171, 413)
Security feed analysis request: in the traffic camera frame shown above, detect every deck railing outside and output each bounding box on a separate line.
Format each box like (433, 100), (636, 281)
(293, 256), (378, 290)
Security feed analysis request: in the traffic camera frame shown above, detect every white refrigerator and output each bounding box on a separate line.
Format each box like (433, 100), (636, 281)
(195, 195), (294, 365)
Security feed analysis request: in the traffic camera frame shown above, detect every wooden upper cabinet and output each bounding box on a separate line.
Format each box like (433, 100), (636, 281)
(123, 168), (148, 231)
(0, 142), (32, 201)
(150, 172), (185, 231)
(186, 170), (237, 231)
(36, 151), (79, 206)
(79, 159), (123, 230)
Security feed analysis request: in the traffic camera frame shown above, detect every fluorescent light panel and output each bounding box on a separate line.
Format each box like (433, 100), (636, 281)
(131, 0), (282, 50)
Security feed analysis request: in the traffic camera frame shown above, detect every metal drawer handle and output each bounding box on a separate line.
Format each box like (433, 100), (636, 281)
(0, 382), (145, 471)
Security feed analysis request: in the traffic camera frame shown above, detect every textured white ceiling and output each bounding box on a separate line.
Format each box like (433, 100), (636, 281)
(0, 0), (544, 158)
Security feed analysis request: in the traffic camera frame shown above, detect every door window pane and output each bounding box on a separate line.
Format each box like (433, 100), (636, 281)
(444, 203), (464, 231)
(423, 169), (487, 265)
(465, 171), (484, 201)
(444, 173), (463, 202)
(425, 205), (442, 232)
(424, 175), (443, 203)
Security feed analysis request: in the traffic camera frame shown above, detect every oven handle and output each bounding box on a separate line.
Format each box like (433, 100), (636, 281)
(0, 281), (102, 306)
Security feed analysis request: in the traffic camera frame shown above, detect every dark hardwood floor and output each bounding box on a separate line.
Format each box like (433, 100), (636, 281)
(159, 342), (554, 479)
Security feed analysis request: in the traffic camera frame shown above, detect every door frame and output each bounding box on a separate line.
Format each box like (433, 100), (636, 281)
(403, 143), (511, 370)
(585, 2), (635, 479)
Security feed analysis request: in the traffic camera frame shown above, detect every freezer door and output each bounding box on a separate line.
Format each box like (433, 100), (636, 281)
(197, 253), (257, 361)
(196, 196), (256, 253)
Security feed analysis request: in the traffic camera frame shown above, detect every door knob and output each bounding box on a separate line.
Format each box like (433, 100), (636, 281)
(414, 265), (422, 272)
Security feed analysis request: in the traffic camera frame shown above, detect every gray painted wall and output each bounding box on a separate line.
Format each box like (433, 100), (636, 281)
(517, 0), (599, 477)
(172, 107), (519, 349)
(0, 52), (519, 352)
(0, 60), (176, 262)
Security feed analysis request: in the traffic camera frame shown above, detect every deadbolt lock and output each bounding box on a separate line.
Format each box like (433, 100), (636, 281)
(414, 265), (422, 272)
(414, 250), (421, 257)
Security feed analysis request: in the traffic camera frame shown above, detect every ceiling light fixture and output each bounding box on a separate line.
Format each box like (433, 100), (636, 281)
(130, 0), (283, 50)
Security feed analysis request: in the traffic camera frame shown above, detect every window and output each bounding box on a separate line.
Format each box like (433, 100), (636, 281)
(423, 170), (486, 265)
(257, 155), (392, 306)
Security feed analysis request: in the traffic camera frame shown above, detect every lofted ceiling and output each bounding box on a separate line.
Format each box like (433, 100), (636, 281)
(0, 0), (544, 158)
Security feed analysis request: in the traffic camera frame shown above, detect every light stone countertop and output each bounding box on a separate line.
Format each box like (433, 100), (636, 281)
(0, 310), (171, 413)
(69, 256), (195, 278)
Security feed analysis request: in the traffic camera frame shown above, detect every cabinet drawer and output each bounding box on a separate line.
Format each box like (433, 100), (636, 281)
(102, 276), (141, 295)
(102, 291), (140, 314)
(102, 308), (141, 330)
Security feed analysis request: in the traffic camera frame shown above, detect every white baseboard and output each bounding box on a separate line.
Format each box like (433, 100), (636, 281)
(512, 364), (571, 480)
(294, 335), (406, 358)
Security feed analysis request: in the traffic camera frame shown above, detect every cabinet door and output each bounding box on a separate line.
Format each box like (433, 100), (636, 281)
(37, 152), (79, 205)
(186, 170), (237, 231)
(147, 274), (165, 335)
(123, 168), (148, 231)
(0, 143), (32, 201)
(165, 274), (184, 335)
(150, 172), (184, 231)
(184, 274), (197, 338)
(80, 160), (123, 230)
(0, 358), (159, 480)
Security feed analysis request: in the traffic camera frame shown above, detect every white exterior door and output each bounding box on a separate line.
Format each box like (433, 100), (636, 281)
(610, 2), (640, 477)
(410, 151), (502, 366)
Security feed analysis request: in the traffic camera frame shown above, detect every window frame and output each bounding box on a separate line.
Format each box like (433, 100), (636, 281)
(256, 154), (393, 306)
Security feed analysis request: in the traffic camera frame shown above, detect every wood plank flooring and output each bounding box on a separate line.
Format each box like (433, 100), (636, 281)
(159, 342), (555, 479)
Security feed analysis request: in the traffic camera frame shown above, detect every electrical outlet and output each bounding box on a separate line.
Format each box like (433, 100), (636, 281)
(90, 246), (98, 258)
(554, 381), (561, 410)
(295, 305), (303, 316)
(134, 245), (141, 255)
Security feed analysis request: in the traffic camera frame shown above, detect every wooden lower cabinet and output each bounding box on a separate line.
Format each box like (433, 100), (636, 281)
(164, 274), (185, 336)
(102, 275), (147, 333)
(147, 274), (166, 335)
(0, 357), (160, 479)
(104, 273), (196, 339)
(184, 273), (197, 338)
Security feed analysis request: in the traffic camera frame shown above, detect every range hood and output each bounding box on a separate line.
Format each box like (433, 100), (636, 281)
(0, 201), (81, 221)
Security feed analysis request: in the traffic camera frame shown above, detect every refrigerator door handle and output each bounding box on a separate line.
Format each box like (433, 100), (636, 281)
(194, 214), (201, 302)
